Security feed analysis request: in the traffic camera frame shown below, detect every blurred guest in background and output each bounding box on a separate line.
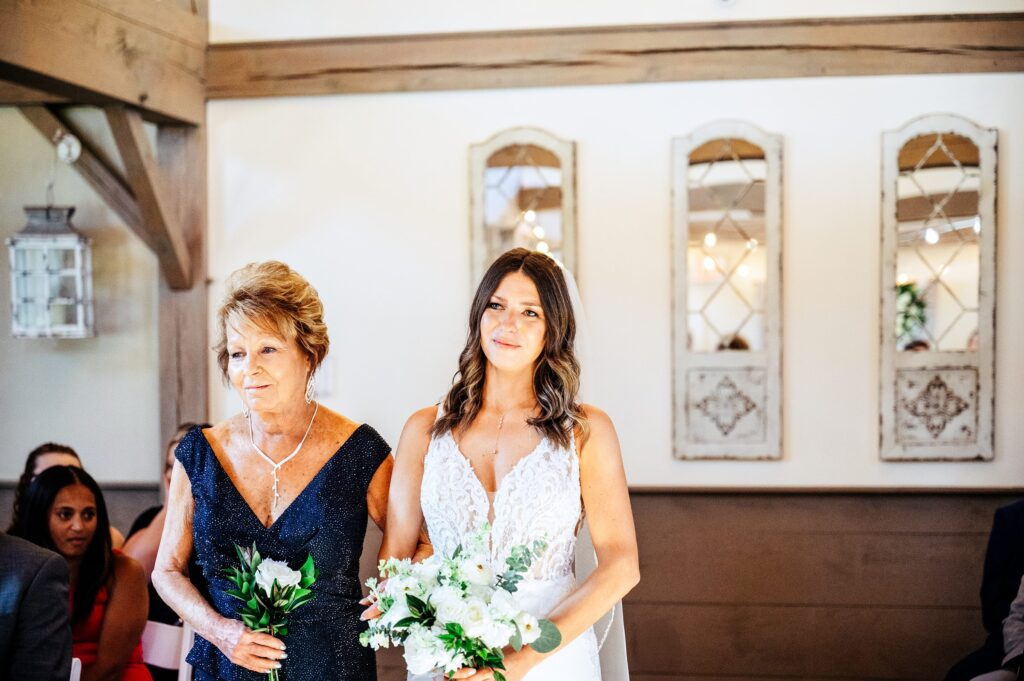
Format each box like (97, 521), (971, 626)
(12, 465), (152, 681)
(9, 442), (126, 549)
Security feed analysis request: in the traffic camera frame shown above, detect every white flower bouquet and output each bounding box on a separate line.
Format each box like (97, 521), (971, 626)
(360, 528), (561, 680)
(223, 543), (318, 681)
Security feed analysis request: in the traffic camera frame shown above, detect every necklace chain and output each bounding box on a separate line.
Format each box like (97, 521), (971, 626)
(247, 402), (319, 515)
(490, 413), (505, 456)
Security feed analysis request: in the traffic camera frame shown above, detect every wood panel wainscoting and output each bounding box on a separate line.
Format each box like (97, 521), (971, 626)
(362, 489), (1016, 681)
(0, 483), (1012, 679)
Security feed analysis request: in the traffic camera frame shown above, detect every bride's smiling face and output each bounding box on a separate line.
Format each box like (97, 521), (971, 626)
(479, 271), (546, 373)
(226, 318), (310, 414)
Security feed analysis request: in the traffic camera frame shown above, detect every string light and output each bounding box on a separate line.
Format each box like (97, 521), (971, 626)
(703, 232), (717, 248)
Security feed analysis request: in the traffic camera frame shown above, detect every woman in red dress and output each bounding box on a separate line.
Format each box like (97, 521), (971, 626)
(12, 465), (151, 681)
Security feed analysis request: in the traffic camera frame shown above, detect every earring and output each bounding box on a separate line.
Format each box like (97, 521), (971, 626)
(305, 374), (316, 404)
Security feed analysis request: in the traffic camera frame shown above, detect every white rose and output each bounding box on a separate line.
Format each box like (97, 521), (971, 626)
(403, 625), (443, 675)
(433, 588), (469, 627)
(254, 558), (301, 596)
(514, 612), (541, 645)
(488, 589), (517, 620)
(411, 557), (441, 587)
(458, 555), (494, 586)
(480, 619), (515, 649)
(459, 597), (492, 639)
(379, 595), (411, 629)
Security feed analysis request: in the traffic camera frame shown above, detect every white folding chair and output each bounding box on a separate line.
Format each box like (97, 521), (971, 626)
(69, 658), (81, 681)
(141, 619), (194, 680)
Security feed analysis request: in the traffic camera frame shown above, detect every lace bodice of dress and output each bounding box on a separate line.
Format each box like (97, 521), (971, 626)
(421, 429), (582, 581)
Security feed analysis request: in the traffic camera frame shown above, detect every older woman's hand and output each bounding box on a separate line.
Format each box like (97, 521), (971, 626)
(215, 618), (288, 674)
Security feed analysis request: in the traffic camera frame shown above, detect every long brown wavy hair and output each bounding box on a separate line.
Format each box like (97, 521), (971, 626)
(433, 248), (587, 449)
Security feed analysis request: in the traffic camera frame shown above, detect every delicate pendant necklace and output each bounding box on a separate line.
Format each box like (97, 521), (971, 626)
(247, 402), (319, 516)
(489, 413), (506, 456)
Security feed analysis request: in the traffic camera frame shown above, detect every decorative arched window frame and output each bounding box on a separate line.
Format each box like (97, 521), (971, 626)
(880, 114), (997, 461)
(671, 121), (783, 460)
(469, 127), (577, 287)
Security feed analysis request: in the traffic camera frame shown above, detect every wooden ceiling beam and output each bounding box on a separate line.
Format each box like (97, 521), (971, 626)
(18, 105), (141, 233)
(0, 80), (68, 106)
(0, 0), (206, 125)
(207, 13), (1024, 100)
(106, 105), (192, 289)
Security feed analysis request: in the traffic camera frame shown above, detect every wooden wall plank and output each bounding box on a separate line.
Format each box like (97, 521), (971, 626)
(207, 14), (1024, 100)
(624, 601), (976, 679)
(0, 0), (205, 124)
(106, 105), (192, 289)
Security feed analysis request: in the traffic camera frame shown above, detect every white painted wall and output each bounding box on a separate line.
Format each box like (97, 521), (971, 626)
(0, 108), (161, 483)
(210, 0), (1024, 42)
(207, 72), (1024, 488)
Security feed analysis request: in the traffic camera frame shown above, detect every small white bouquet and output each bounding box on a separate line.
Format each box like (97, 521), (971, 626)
(360, 527), (560, 680)
(223, 543), (318, 681)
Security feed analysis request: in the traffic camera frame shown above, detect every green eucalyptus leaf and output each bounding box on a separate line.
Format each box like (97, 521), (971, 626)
(529, 619), (561, 654)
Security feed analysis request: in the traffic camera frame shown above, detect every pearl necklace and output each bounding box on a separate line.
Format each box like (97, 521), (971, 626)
(247, 402), (319, 516)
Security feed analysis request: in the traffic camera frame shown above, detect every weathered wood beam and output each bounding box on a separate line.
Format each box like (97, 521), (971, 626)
(0, 80), (68, 105)
(156, 123), (209, 446)
(106, 106), (192, 289)
(18, 105), (142, 232)
(207, 13), (1024, 100)
(0, 0), (206, 125)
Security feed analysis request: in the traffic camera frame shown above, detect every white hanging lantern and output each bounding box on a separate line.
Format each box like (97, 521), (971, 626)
(7, 206), (94, 339)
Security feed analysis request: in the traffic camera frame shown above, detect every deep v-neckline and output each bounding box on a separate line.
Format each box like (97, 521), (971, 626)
(445, 430), (547, 514)
(201, 424), (365, 531)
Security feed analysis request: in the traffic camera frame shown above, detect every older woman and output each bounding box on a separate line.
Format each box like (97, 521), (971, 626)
(153, 261), (394, 681)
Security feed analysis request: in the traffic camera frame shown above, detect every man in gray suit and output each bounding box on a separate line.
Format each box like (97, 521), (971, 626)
(0, 531), (72, 681)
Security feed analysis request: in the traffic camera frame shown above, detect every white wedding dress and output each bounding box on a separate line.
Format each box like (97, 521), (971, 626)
(417, 422), (602, 680)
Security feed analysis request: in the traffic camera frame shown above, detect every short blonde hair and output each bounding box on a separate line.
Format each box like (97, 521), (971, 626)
(213, 261), (329, 382)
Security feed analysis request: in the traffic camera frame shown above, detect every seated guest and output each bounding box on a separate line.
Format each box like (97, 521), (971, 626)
(123, 422), (209, 681)
(948, 499), (1024, 680)
(0, 531), (72, 681)
(12, 465), (152, 681)
(9, 442), (126, 549)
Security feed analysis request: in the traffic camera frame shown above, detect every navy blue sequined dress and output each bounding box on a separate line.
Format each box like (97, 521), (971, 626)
(175, 424), (389, 681)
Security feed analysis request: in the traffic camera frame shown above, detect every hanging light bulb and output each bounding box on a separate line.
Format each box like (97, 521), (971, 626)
(536, 240), (550, 254)
(738, 264), (750, 278)
(532, 225), (545, 239)
(703, 232), (717, 248)
(896, 273), (910, 285)
(746, 238), (758, 250)
(924, 227), (940, 245)
(524, 210), (537, 223)
(703, 256), (716, 272)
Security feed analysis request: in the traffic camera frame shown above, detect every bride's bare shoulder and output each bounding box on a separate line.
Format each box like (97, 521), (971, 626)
(404, 405), (440, 436)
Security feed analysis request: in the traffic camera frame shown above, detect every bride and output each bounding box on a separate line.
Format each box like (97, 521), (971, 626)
(377, 248), (639, 680)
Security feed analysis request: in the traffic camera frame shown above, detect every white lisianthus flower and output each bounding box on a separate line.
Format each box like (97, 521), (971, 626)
(385, 575), (422, 600)
(515, 612), (541, 645)
(254, 558), (301, 596)
(403, 624), (443, 675)
(459, 555), (494, 586)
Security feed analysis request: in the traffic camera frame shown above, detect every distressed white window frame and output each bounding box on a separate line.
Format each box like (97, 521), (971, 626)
(672, 121), (783, 460)
(469, 127), (577, 287)
(880, 114), (997, 461)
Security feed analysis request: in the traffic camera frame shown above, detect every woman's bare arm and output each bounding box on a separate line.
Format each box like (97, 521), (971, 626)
(376, 407), (436, 563)
(82, 554), (148, 681)
(153, 460), (286, 674)
(121, 507), (166, 580)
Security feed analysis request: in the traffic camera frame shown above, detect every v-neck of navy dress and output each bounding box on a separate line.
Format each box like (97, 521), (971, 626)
(175, 423), (390, 681)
